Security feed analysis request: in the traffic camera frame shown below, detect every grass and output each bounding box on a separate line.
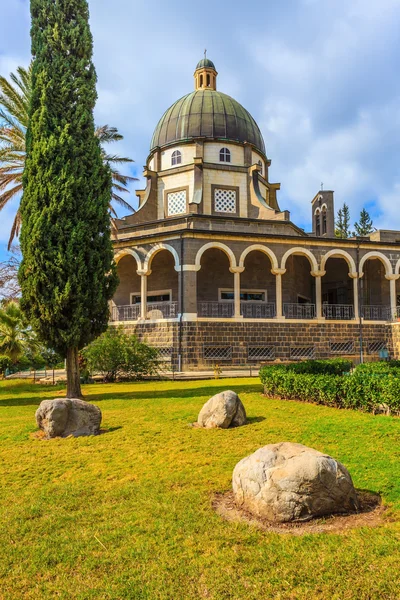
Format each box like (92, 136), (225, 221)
(0, 378), (399, 599)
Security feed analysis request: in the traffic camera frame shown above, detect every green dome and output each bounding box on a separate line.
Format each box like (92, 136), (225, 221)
(150, 89), (266, 154)
(196, 58), (216, 70)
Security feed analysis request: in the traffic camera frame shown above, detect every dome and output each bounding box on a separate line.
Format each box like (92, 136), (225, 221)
(150, 89), (266, 155)
(196, 58), (216, 70)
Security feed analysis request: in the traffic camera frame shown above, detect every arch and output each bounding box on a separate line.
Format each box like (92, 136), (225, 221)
(114, 249), (142, 270)
(359, 251), (393, 277)
(143, 244), (180, 273)
(219, 147), (231, 163)
(321, 203), (327, 212)
(195, 242), (237, 270)
(239, 244), (279, 271)
(314, 207), (321, 216)
(281, 247), (319, 272)
(171, 150), (182, 166)
(395, 257), (400, 275)
(320, 249), (357, 274)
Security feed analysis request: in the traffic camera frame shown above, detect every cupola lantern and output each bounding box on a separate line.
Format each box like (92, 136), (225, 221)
(194, 54), (217, 91)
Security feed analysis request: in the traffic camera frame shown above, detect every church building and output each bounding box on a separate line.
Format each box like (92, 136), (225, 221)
(112, 58), (400, 368)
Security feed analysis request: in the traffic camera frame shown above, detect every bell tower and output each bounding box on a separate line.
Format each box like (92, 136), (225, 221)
(311, 190), (335, 238)
(194, 54), (217, 91)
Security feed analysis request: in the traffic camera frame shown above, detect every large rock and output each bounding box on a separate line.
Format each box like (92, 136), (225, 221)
(36, 398), (102, 438)
(232, 442), (359, 522)
(197, 390), (246, 428)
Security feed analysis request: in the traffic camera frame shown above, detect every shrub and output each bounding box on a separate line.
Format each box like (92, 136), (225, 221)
(0, 355), (12, 376)
(260, 359), (400, 414)
(83, 327), (160, 382)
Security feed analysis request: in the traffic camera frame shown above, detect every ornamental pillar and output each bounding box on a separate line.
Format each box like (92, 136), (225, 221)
(271, 268), (286, 318)
(349, 272), (360, 320)
(386, 274), (400, 319)
(137, 270), (150, 320)
(230, 267), (245, 318)
(180, 265), (199, 320)
(311, 270), (326, 319)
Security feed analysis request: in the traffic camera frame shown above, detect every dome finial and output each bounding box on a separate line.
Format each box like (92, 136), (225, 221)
(194, 55), (217, 91)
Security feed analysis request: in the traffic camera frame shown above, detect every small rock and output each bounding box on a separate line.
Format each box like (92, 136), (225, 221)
(197, 390), (247, 428)
(36, 398), (102, 438)
(232, 442), (359, 522)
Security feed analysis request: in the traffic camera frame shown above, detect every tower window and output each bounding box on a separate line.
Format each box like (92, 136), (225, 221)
(171, 150), (182, 166)
(200, 74), (203, 87)
(207, 74), (211, 87)
(322, 212), (327, 234)
(219, 147), (231, 163)
(316, 215), (321, 236)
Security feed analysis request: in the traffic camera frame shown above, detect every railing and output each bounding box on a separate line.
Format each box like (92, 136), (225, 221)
(240, 303), (276, 318)
(111, 304), (141, 322)
(362, 305), (391, 321)
(323, 304), (354, 320)
(198, 302), (234, 318)
(283, 303), (316, 319)
(146, 302), (178, 319)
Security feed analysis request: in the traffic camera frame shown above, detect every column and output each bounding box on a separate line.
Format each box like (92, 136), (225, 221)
(311, 270), (326, 319)
(180, 266), (199, 320)
(349, 273), (360, 320)
(137, 270), (149, 320)
(230, 267), (244, 318)
(271, 268), (286, 318)
(386, 274), (399, 319)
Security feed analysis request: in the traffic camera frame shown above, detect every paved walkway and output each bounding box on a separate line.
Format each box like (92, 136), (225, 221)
(6, 368), (259, 381)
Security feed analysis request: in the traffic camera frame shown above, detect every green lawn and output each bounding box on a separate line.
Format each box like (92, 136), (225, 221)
(0, 378), (399, 600)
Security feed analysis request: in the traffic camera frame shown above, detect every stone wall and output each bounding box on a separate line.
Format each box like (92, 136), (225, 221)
(121, 320), (393, 370)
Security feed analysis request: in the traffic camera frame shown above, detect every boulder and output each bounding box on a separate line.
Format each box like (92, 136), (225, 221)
(197, 390), (246, 428)
(36, 398), (102, 438)
(232, 442), (359, 522)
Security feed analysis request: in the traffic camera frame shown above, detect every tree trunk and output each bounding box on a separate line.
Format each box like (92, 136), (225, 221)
(66, 347), (82, 399)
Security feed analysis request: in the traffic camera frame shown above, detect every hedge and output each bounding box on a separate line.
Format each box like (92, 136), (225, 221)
(260, 360), (400, 414)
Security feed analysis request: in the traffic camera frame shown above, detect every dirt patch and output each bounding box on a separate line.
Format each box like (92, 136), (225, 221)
(212, 490), (387, 535)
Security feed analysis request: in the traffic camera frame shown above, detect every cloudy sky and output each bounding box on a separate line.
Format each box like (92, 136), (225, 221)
(2, 0), (400, 260)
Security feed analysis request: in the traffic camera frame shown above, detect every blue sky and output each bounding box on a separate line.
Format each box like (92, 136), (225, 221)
(2, 0), (400, 260)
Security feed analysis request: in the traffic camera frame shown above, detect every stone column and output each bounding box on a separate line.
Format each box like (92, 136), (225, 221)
(311, 270), (326, 319)
(386, 274), (400, 319)
(271, 268), (286, 318)
(230, 267), (244, 318)
(349, 272), (359, 320)
(137, 270), (150, 321)
(180, 266), (199, 320)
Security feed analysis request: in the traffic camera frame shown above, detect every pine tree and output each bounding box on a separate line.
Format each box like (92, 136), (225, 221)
(335, 203), (351, 238)
(354, 208), (375, 237)
(19, 0), (118, 398)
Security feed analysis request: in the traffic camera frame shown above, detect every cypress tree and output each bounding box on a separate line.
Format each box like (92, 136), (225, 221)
(354, 208), (375, 237)
(19, 0), (118, 398)
(335, 203), (351, 238)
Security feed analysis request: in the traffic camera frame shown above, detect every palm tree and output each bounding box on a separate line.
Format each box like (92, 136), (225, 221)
(0, 301), (36, 363)
(0, 64), (136, 249)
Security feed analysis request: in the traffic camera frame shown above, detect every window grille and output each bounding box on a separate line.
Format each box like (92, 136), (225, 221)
(167, 190), (186, 216)
(214, 188), (236, 213)
(330, 340), (355, 354)
(247, 346), (275, 361)
(367, 341), (387, 354)
(156, 347), (173, 362)
(290, 346), (315, 360)
(171, 150), (182, 166)
(203, 346), (232, 361)
(219, 147), (231, 162)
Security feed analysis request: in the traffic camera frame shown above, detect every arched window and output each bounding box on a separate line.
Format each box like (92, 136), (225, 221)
(171, 150), (182, 166)
(199, 74), (203, 87)
(322, 210), (327, 235)
(207, 74), (211, 87)
(316, 215), (321, 237)
(258, 160), (263, 175)
(219, 147), (231, 163)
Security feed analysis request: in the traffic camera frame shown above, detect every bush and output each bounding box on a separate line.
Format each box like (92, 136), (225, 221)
(0, 355), (12, 376)
(259, 359), (400, 414)
(83, 327), (160, 382)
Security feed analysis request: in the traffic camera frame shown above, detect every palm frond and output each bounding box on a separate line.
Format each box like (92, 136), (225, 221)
(0, 183), (23, 210)
(95, 125), (123, 144)
(111, 193), (135, 212)
(8, 211), (21, 251)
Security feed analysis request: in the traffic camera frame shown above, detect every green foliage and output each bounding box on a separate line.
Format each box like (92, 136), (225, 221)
(19, 0), (118, 360)
(0, 355), (11, 375)
(0, 300), (37, 363)
(354, 208), (375, 237)
(335, 202), (351, 238)
(83, 326), (160, 382)
(260, 360), (400, 413)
